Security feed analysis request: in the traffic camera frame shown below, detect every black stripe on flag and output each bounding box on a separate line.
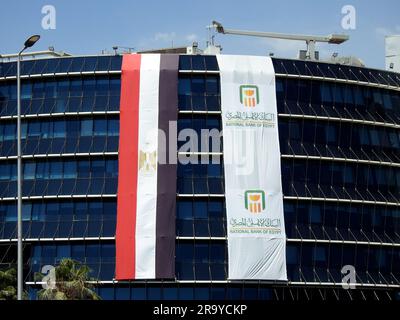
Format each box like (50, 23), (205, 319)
(155, 54), (179, 279)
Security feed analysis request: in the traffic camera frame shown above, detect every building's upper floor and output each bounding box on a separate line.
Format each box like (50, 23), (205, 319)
(0, 54), (399, 84)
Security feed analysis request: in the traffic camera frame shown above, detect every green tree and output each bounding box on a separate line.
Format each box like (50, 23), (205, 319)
(0, 267), (17, 300)
(36, 258), (101, 300)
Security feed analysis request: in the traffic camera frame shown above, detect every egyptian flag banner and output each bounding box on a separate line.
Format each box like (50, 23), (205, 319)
(217, 55), (287, 280)
(115, 54), (178, 280)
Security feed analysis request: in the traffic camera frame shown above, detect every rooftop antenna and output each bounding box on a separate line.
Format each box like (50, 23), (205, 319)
(206, 24), (216, 47)
(112, 46), (135, 54)
(211, 20), (349, 60)
(204, 24), (222, 55)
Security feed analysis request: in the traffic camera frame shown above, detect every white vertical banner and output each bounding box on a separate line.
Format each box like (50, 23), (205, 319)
(217, 55), (287, 280)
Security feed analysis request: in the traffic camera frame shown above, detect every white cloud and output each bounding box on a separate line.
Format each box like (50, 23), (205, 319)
(154, 32), (176, 42)
(185, 33), (198, 42)
(375, 26), (400, 37)
(154, 32), (198, 44)
(260, 38), (305, 58)
(138, 32), (201, 51)
(376, 27), (391, 37)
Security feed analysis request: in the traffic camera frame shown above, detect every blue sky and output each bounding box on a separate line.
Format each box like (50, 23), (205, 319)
(1, 0), (399, 69)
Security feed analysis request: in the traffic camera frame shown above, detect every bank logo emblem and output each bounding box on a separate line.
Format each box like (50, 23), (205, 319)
(240, 85), (259, 107)
(244, 190), (266, 213)
(139, 150), (157, 174)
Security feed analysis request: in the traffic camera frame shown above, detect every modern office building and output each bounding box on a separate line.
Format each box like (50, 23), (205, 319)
(0, 52), (399, 300)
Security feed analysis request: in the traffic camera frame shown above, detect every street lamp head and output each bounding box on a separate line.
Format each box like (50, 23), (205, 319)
(24, 35), (40, 48)
(327, 34), (349, 44)
(212, 21), (225, 34)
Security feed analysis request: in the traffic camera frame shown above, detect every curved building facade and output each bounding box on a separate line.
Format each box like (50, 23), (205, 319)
(0, 54), (399, 300)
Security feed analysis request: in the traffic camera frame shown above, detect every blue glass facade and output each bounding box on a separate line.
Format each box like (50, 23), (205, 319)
(0, 54), (399, 300)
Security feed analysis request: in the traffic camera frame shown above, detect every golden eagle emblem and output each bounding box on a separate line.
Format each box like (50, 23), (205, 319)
(139, 150), (157, 174)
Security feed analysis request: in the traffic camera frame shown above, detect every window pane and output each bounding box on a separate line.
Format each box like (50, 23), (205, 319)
(178, 78), (191, 95)
(70, 79), (82, 97)
(206, 77), (219, 94)
(50, 162), (63, 179)
(320, 83), (332, 103)
(83, 78), (96, 96)
(81, 119), (93, 136)
(108, 119), (119, 136)
(94, 119), (107, 136)
(22, 204), (32, 221)
(191, 76), (205, 93)
(63, 161), (77, 179)
(54, 121), (66, 138)
(24, 162), (36, 180)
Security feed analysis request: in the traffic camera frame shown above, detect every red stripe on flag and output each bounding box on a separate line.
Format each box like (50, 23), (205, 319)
(115, 54), (141, 280)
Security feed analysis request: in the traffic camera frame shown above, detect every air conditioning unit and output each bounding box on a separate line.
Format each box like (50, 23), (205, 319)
(186, 42), (201, 55)
(298, 50), (319, 61)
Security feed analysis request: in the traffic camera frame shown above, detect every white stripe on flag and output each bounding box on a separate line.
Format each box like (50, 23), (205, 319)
(135, 54), (161, 279)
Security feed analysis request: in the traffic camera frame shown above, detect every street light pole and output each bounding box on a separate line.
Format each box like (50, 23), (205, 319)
(16, 35), (40, 301)
(17, 46), (23, 301)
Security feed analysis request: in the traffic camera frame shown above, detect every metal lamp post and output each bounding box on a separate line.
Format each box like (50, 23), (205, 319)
(16, 34), (40, 300)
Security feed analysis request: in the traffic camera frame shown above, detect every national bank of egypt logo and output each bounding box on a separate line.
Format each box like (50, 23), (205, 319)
(244, 189), (266, 213)
(239, 85), (259, 107)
